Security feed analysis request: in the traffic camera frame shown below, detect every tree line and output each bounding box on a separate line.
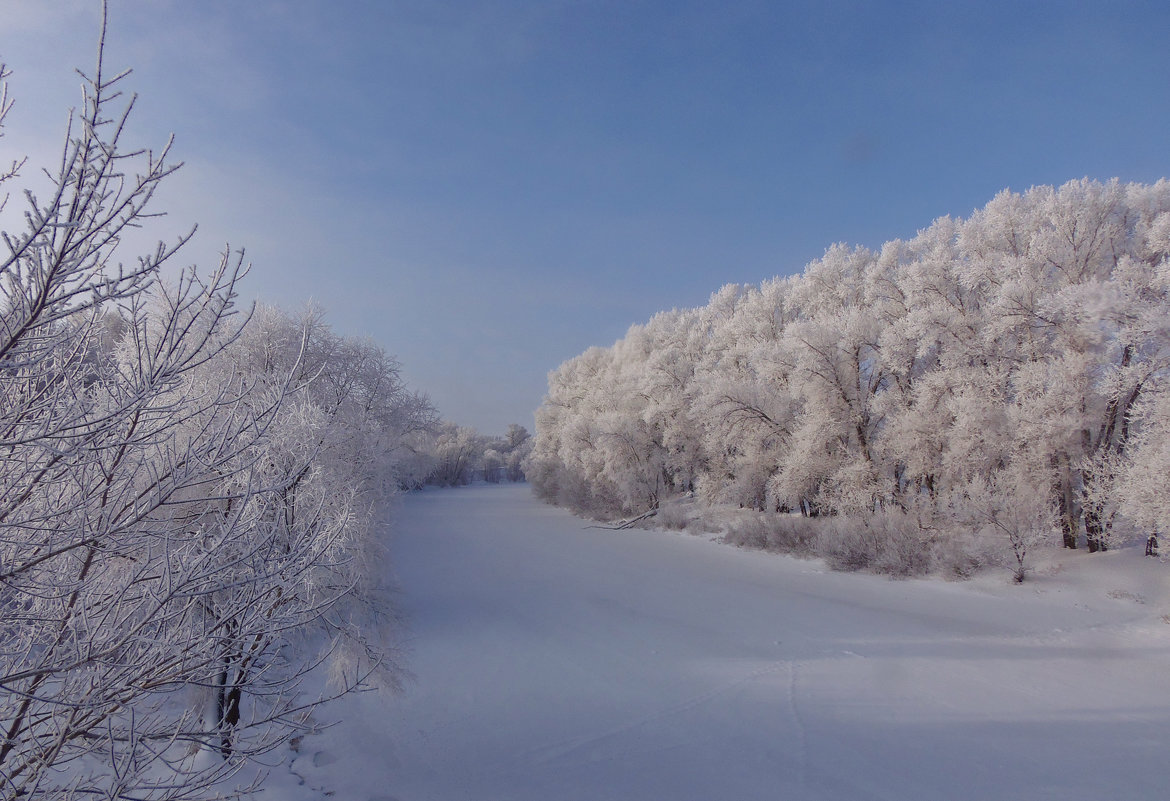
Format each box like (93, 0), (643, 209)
(528, 178), (1170, 579)
(420, 422), (533, 488)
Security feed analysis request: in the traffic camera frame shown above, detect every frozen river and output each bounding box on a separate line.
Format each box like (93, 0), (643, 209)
(280, 483), (1170, 801)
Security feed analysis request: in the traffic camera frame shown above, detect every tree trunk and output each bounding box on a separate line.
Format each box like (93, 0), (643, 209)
(1080, 464), (1112, 553)
(215, 662), (231, 758)
(216, 631), (247, 759)
(1052, 454), (1079, 549)
(1057, 483), (1079, 549)
(1083, 501), (1109, 553)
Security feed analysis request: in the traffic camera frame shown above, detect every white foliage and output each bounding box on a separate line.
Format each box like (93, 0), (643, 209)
(531, 178), (1170, 569)
(0, 26), (430, 799)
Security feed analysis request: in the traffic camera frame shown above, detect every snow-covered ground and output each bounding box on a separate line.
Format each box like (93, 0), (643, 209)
(257, 483), (1170, 801)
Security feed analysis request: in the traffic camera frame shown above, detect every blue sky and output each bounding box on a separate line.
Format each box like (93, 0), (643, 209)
(3, 0), (1168, 432)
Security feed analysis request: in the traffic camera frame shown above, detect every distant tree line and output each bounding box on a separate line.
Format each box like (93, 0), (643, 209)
(419, 422), (533, 487)
(529, 179), (1170, 580)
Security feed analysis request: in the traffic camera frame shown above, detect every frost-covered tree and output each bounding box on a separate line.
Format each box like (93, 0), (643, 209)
(1119, 392), (1170, 537)
(424, 423), (485, 486)
(692, 281), (797, 511)
(770, 245), (888, 515)
(0, 31), (265, 794)
(0, 16), (427, 798)
(528, 324), (686, 518)
(502, 424), (533, 482)
(180, 304), (432, 759)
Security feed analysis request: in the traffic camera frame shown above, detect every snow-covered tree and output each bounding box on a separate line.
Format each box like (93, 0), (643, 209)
(425, 423), (485, 486)
(0, 17), (429, 797)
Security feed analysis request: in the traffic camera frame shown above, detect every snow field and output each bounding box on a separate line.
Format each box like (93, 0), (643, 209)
(260, 483), (1170, 801)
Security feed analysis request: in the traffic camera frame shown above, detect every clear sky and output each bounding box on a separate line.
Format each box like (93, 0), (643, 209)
(3, 0), (1168, 433)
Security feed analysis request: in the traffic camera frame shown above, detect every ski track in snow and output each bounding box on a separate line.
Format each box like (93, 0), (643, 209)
(787, 659), (808, 792)
(519, 661), (789, 770)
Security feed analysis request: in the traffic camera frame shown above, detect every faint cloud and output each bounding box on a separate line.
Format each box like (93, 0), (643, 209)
(0, 0), (95, 32)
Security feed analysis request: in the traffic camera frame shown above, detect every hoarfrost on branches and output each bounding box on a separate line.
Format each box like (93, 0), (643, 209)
(0, 11), (432, 799)
(530, 178), (1170, 577)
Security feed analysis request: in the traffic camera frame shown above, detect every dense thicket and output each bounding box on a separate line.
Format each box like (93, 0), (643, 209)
(0, 33), (433, 799)
(529, 179), (1170, 575)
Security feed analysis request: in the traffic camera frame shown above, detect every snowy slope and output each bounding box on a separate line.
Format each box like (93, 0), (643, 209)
(258, 483), (1170, 801)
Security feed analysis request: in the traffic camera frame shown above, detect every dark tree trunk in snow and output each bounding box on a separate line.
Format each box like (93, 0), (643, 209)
(1084, 502), (1109, 553)
(1051, 454), (1079, 549)
(1057, 483), (1079, 550)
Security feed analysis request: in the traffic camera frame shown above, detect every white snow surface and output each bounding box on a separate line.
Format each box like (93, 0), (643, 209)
(254, 483), (1170, 801)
